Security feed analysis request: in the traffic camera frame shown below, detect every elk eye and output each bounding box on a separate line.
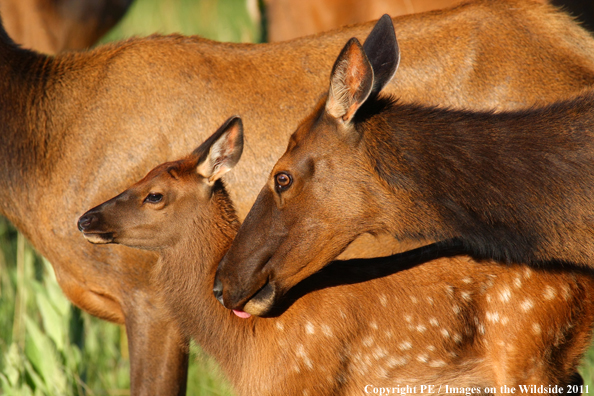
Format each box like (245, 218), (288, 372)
(275, 172), (293, 192)
(144, 193), (163, 204)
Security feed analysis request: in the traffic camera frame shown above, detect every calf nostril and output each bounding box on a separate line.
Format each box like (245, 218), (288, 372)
(77, 214), (94, 232)
(213, 276), (225, 306)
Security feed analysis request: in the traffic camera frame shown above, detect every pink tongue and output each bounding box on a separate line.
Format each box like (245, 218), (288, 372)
(233, 309), (252, 319)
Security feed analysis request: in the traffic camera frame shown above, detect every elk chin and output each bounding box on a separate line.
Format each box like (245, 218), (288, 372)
(242, 282), (276, 316)
(82, 232), (114, 244)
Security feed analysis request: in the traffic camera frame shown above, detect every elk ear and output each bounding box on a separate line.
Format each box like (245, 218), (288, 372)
(196, 116), (244, 184)
(325, 38), (374, 124)
(363, 14), (400, 96)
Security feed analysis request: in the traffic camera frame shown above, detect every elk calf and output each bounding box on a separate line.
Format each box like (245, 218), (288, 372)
(216, 15), (594, 316)
(79, 118), (594, 396)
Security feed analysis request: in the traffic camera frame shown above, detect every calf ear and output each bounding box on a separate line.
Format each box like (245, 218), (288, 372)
(363, 14), (400, 96)
(196, 116), (244, 184)
(325, 37), (374, 124)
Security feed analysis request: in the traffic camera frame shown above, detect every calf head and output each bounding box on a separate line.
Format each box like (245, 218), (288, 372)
(78, 116), (244, 251)
(215, 15), (400, 315)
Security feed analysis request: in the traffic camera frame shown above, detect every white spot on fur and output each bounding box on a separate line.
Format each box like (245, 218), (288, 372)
(363, 337), (374, 347)
(429, 318), (439, 327)
(427, 345), (436, 352)
(429, 360), (446, 368)
(410, 296), (418, 304)
(373, 347), (388, 360)
(387, 356), (409, 368)
(296, 344), (313, 370)
(399, 341), (412, 351)
(501, 316), (509, 325)
(521, 298), (534, 312)
(486, 311), (500, 323)
(379, 294), (388, 307)
(562, 284), (571, 301)
(532, 323), (542, 335)
(417, 354), (429, 363)
(426, 296), (434, 305)
(276, 322), (284, 331)
(514, 276), (522, 289)
(441, 329), (450, 339)
(322, 324), (333, 337)
(478, 324), (485, 335)
(543, 286), (557, 301)
(416, 324), (427, 333)
(486, 294), (492, 303)
(445, 285), (454, 297)
(499, 287), (511, 302)
(461, 291), (472, 302)
(453, 333), (462, 344)
(370, 322), (378, 330)
(462, 277), (472, 284)
(452, 304), (461, 314)
(305, 322), (315, 334)
(404, 314), (413, 323)
(385, 330), (393, 338)
(523, 267), (532, 278)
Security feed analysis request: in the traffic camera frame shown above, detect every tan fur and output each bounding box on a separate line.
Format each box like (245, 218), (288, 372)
(3, 1), (594, 392)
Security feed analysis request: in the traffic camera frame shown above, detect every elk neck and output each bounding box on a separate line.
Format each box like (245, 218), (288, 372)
(151, 184), (253, 372)
(0, 23), (70, 228)
(358, 93), (594, 266)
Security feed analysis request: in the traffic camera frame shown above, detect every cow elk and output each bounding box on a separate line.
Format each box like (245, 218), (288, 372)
(4, 1), (594, 393)
(79, 117), (594, 396)
(216, 15), (594, 316)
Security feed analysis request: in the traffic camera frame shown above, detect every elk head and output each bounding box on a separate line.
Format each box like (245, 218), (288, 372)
(78, 116), (244, 251)
(214, 15), (401, 316)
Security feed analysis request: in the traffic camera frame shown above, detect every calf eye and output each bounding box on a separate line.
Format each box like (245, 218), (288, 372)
(144, 193), (163, 204)
(275, 172), (293, 192)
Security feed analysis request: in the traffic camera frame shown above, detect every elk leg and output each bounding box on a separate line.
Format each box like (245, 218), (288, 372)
(125, 310), (189, 396)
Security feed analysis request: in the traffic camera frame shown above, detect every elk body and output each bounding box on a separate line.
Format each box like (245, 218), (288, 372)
(79, 119), (594, 396)
(216, 16), (594, 316)
(4, 0), (594, 392)
(265, 0), (593, 41)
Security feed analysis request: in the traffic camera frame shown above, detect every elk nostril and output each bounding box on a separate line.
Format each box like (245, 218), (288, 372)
(77, 214), (94, 232)
(213, 276), (225, 306)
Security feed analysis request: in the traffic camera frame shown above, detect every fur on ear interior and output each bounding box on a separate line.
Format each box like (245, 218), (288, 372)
(196, 116), (244, 183)
(326, 38), (374, 123)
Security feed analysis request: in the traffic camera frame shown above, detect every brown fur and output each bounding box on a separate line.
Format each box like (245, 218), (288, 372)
(0, 0), (132, 53)
(79, 134), (594, 396)
(4, 1), (594, 392)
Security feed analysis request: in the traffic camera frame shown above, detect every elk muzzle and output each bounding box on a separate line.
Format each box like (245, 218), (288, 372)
(77, 210), (115, 244)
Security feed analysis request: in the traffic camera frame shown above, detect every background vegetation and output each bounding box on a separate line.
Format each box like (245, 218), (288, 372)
(2, 0), (594, 395)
